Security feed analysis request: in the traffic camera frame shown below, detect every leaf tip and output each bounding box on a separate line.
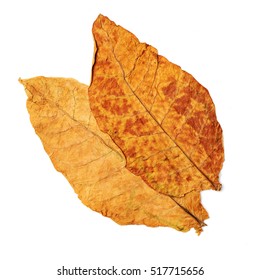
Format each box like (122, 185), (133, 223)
(19, 77), (33, 99)
(18, 77), (24, 85)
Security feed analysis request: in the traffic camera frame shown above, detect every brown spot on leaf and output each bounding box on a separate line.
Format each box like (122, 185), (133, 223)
(104, 78), (125, 97)
(124, 115), (149, 136)
(162, 80), (177, 99)
(173, 95), (191, 115)
(187, 111), (205, 132)
(101, 98), (131, 115)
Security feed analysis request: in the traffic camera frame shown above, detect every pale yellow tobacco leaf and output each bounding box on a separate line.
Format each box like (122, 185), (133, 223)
(20, 76), (206, 233)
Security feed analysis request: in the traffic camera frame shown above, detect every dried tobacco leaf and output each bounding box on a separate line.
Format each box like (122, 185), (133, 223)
(20, 77), (208, 233)
(20, 14), (224, 234)
(89, 15), (224, 222)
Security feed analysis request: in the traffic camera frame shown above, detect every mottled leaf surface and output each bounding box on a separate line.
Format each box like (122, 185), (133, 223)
(89, 15), (224, 225)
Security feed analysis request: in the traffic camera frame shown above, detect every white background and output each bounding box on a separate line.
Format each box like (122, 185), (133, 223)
(1, 0), (259, 279)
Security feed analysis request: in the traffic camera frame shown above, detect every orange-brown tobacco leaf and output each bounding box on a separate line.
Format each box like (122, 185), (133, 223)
(89, 15), (224, 216)
(20, 77), (208, 234)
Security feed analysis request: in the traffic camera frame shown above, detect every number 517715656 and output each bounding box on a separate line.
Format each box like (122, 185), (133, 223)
(150, 267), (204, 276)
